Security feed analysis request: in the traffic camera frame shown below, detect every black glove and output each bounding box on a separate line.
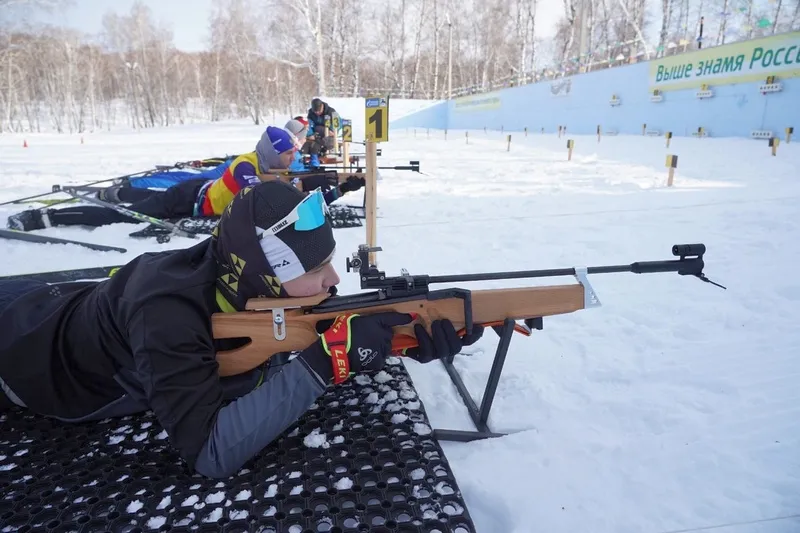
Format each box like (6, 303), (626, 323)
(299, 312), (414, 384)
(403, 320), (484, 364)
(338, 175), (365, 194)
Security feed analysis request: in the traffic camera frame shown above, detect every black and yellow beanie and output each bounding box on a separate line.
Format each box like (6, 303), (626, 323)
(212, 180), (335, 310)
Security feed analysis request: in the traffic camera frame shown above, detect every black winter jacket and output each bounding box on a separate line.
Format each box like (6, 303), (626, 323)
(0, 240), (329, 477)
(0, 241), (223, 465)
(307, 102), (337, 131)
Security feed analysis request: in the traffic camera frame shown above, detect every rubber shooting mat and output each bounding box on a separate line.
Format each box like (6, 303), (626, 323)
(0, 357), (476, 533)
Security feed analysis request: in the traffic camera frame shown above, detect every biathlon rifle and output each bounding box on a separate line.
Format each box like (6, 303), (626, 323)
(335, 160), (421, 173)
(211, 243), (725, 377)
(258, 169), (365, 191)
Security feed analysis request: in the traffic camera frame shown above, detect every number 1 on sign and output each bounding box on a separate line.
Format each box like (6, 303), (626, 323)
(368, 111), (382, 139)
(365, 96), (389, 143)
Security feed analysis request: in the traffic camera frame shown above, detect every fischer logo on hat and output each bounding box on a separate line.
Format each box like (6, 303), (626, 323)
(267, 126), (302, 153)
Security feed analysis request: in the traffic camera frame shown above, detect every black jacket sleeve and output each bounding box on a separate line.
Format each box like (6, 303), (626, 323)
(126, 295), (224, 469)
(127, 294), (329, 478)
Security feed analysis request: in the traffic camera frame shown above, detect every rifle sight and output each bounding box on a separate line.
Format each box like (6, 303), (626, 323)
(672, 244), (705, 257)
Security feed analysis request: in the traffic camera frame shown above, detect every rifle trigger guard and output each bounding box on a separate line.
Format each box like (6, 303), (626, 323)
(574, 267), (602, 308)
(273, 308), (287, 340)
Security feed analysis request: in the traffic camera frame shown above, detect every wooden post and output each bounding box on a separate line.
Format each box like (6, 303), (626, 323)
(567, 139), (574, 160)
(769, 136), (779, 156)
(597, 125), (601, 143)
(786, 127), (793, 144)
(341, 118), (353, 170)
(329, 116), (339, 155)
(363, 96), (386, 267)
(366, 141), (378, 265)
(666, 131), (672, 148)
(507, 134), (511, 151)
(666, 154), (678, 187)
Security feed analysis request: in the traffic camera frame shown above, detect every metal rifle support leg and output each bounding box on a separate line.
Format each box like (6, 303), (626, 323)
(433, 318), (518, 442)
(479, 319), (516, 427)
(351, 189), (366, 219)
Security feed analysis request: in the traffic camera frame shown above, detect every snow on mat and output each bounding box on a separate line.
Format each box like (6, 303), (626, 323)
(0, 358), (474, 533)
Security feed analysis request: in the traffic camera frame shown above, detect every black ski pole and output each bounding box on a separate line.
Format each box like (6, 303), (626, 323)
(0, 166), (165, 207)
(58, 186), (201, 240)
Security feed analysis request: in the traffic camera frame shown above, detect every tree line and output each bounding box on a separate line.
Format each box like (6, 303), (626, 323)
(1, 0), (798, 133)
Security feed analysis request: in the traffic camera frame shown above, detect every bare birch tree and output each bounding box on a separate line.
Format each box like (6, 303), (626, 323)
(4, 0), (798, 135)
(791, 0), (800, 29)
(659, 0), (675, 55)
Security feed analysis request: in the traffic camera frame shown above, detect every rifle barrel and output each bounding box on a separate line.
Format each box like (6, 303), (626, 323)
(425, 258), (703, 284)
(376, 161), (420, 171)
(428, 268), (579, 283)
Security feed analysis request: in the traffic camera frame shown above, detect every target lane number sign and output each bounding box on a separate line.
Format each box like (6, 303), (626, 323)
(365, 97), (389, 143)
(342, 119), (352, 142)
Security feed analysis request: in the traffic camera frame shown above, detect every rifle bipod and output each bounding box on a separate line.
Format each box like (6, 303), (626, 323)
(342, 243), (725, 442)
(435, 316), (538, 442)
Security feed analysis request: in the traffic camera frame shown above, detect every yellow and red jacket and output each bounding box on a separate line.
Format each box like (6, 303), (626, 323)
(196, 152), (262, 216)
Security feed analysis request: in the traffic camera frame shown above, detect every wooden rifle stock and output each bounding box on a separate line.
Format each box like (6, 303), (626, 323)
(211, 284), (586, 377)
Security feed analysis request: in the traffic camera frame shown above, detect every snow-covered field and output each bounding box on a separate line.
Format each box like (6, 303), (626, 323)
(1, 100), (799, 533)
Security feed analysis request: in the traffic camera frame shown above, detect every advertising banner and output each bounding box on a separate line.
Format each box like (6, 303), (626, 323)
(648, 31), (800, 91)
(453, 93), (502, 113)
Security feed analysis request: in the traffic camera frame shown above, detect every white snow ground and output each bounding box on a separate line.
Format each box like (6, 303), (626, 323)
(1, 102), (800, 533)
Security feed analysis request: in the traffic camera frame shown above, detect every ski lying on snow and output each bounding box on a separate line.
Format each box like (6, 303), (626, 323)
(0, 229), (127, 253)
(58, 186), (107, 195)
(29, 198), (80, 206)
(128, 216), (220, 241)
(0, 264), (123, 283)
(128, 205), (364, 241)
